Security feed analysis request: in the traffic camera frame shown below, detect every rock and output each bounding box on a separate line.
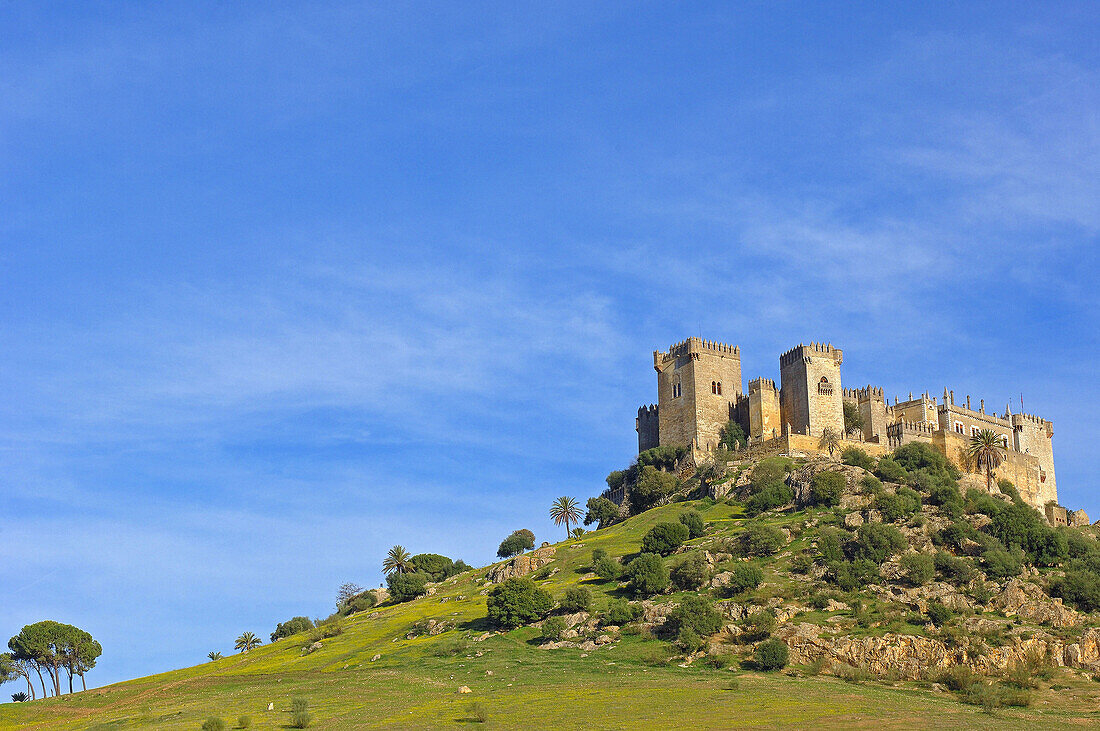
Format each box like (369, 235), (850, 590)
(486, 670), (493, 676)
(865, 509), (882, 524)
(458, 686), (472, 694)
(267, 703), (274, 711)
(844, 512), (864, 528)
(370, 588), (389, 604)
(595, 635), (613, 645)
(308, 641), (323, 652)
(486, 545), (557, 583)
(710, 571), (734, 589)
(472, 632), (493, 642)
(992, 578), (1080, 628)
(578, 640), (598, 651)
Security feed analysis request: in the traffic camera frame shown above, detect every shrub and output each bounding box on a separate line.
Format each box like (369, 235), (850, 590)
(666, 595), (723, 639)
(810, 471), (846, 507)
(593, 555), (621, 580)
(828, 559), (879, 591)
(981, 550), (1023, 581)
(740, 611), (776, 642)
(933, 551), (973, 586)
(899, 553), (935, 586)
(753, 639), (789, 671)
(541, 615), (567, 641)
(720, 420), (748, 450)
(935, 519), (981, 551)
(670, 552), (709, 590)
(468, 702), (489, 723)
(860, 474), (883, 494)
(342, 592), (377, 615)
(638, 445), (687, 471)
(237, 716), (252, 729)
(632, 465), (680, 513)
(874, 457), (908, 483)
(270, 616), (315, 642)
(409, 553), (465, 581)
(559, 586), (593, 613)
(202, 720), (226, 731)
(592, 547), (608, 562)
(927, 482), (964, 516)
(742, 523), (786, 556)
(998, 479), (1022, 503)
(679, 510), (705, 538)
(496, 531), (535, 559)
(641, 522), (690, 556)
(841, 447), (875, 470)
(624, 553), (670, 596)
(290, 711), (313, 729)
(1049, 570), (1100, 612)
(387, 571), (429, 602)
(486, 577), (553, 628)
(817, 527), (846, 562)
(750, 457), (791, 492)
(726, 564), (764, 595)
(893, 442), (960, 480)
(744, 484), (794, 516)
(676, 627), (704, 653)
(850, 523), (906, 564)
(927, 601), (952, 626)
(584, 497), (621, 528)
(876, 486), (921, 523)
(604, 598), (642, 625)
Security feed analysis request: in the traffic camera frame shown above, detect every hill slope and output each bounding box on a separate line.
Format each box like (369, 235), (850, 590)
(5, 451), (1100, 729)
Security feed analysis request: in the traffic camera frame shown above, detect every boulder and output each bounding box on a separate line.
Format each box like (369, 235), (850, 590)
(486, 545), (557, 583)
(992, 578), (1080, 628)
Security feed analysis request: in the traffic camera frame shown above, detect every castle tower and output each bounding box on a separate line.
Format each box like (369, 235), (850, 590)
(1012, 413), (1057, 505)
(779, 342), (844, 438)
(747, 378), (781, 440)
(653, 337), (743, 451)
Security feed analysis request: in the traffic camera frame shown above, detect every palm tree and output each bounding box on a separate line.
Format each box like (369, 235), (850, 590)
(234, 632), (261, 654)
(819, 427), (842, 457)
(968, 429), (1006, 490)
(382, 545), (412, 575)
(549, 496), (582, 541)
(207, 651), (223, 662)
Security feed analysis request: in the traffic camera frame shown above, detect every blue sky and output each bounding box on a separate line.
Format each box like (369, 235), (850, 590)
(1, 2), (1097, 688)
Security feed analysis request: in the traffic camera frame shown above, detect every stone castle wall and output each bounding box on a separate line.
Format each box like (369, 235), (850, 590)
(780, 343), (844, 438)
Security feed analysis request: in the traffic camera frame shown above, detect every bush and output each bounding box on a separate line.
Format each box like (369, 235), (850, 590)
(592, 547), (608, 563)
(1050, 570), (1100, 612)
(202, 720), (226, 731)
(468, 701), (489, 723)
(584, 497), (621, 528)
(593, 555), (621, 580)
(874, 457), (908, 483)
(641, 522), (690, 556)
(237, 716), (252, 729)
(496, 531), (535, 559)
(387, 571), (429, 602)
(981, 550), (1023, 581)
(270, 616), (315, 642)
(926, 601), (952, 626)
(742, 523), (786, 556)
(603, 598), (642, 625)
(342, 592), (377, 615)
(860, 474), (883, 493)
(624, 553), (670, 596)
(828, 559), (879, 591)
(670, 552), (709, 590)
(841, 447), (875, 470)
(726, 564), (764, 595)
(666, 595), (723, 639)
(817, 528), (846, 562)
(744, 484), (794, 516)
(290, 711), (313, 729)
(409, 553), (465, 581)
(720, 420), (748, 450)
(850, 523), (906, 564)
(631, 465), (681, 513)
(679, 511), (705, 538)
(638, 445), (687, 471)
(934, 551), (974, 586)
(753, 639), (789, 671)
(899, 553), (935, 586)
(676, 627), (704, 653)
(893, 442), (960, 480)
(559, 586), (593, 613)
(740, 611), (777, 642)
(810, 471), (846, 507)
(486, 577), (553, 628)
(540, 615), (567, 641)
(876, 486), (921, 523)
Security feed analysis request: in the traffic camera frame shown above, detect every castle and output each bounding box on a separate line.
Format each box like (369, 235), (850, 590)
(636, 337), (1069, 515)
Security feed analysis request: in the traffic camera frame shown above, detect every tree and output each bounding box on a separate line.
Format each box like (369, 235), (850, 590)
(584, 497), (621, 528)
(754, 639), (789, 671)
(679, 511), (705, 538)
(641, 522), (690, 556)
(208, 651), (223, 662)
(271, 617), (314, 643)
(387, 571), (429, 602)
(486, 577), (552, 629)
(720, 420), (747, 450)
(497, 529), (536, 558)
(843, 401), (865, 437)
(336, 582), (364, 610)
(624, 553), (670, 596)
(809, 471), (846, 507)
(1, 652), (32, 701)
(670, 552), (709, 590)
(63, 628), (101, 692)
(8, 620), (89, 697)
(549, 496), (582, 541)
(234, 632), (261, 654)
(819, 427), (842, 457)
(408, 553), (464, 581)
(382, 545), (412, 575)
(968, 429), (1006, 490)
(631, 466), (679, 512)
(559, 586), (593, 613)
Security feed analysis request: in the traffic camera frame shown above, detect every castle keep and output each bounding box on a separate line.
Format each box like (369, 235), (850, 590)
(636, 337), (1060, 511)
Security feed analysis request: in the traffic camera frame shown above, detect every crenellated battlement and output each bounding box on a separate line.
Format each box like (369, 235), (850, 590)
(637, 404), (658, 418)
(659, 337), (741, 361)
(748, 377), (778, 393)
(1012, 412), (1051, 426)
(779, 342), (843, 366)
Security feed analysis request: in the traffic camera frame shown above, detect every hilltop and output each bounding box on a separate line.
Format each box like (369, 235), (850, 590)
(5, 443), (1100, 729)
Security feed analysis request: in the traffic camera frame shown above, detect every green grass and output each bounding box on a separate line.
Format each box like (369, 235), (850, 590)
(4, 500), (1100, 729)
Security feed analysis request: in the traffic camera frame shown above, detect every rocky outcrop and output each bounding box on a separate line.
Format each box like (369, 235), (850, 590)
(991, 578), (1079, 628)
(486, 545), (557, 583)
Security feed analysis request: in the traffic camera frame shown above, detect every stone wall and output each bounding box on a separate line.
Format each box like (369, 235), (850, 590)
(636, 404), (659, 452)
(780, 343), (844, 438)
(747, 377), (781, 440)
(654, 338), (742, 451)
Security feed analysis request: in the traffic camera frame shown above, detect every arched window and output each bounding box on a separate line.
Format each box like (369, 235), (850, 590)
(711, 381), (717, 394)
(672, 377), (682, 399)
(954, 421), (964, 434)
(716, 382), (722, 396)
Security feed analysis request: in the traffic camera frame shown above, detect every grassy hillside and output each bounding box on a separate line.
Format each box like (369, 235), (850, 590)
(4, 486), (1100, 729)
